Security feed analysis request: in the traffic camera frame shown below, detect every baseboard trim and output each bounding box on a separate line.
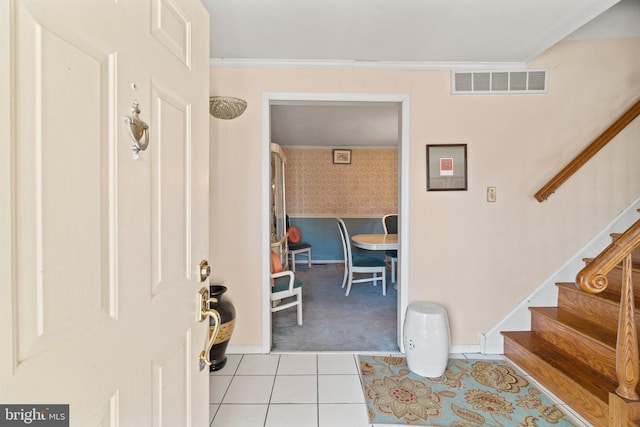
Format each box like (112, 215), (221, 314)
(226, 344), (480, 355)
(451, 344), (482, 354)
(226, 345), (264, 354)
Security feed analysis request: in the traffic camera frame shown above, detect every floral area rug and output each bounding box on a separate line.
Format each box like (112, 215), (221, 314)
(358, 355), (578, 426)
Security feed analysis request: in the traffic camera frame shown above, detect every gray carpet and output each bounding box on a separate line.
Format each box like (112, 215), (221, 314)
(272, 263), (399, 352)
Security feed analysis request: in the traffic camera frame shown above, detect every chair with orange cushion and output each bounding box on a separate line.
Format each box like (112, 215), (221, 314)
(286, 216), (312, 272)
(270, 250), (303, 325)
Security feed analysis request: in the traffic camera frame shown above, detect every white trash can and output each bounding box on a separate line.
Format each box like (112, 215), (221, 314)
(403, 301), (450, 377)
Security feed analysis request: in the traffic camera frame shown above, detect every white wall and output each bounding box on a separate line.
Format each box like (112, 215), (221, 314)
(210, 37), (640, 350)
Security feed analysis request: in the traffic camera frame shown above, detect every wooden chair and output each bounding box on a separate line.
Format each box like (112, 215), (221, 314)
(288, 241), (312, 272)
(271, 251), (303, 325)
(382, 214), (398, 283)
(336, 218), (386, 296)
(286, 216), (312, 272)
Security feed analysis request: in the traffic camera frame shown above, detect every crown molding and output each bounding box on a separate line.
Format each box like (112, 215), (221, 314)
(209, 58), (530, 71)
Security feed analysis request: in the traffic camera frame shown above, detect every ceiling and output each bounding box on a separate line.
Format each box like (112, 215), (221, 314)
(203, 0), (623, 66)
(270, 101), (401, 148)
(202, 0), (640, 147)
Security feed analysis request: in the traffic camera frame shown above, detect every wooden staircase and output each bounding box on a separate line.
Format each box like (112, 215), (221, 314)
(522, 97), (640, 426)
(502, 229), (640, 427)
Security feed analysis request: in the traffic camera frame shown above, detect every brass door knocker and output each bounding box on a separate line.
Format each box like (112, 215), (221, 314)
(124, 101), (149, 159)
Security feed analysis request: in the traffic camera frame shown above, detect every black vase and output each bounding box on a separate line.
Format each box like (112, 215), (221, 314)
(209, 285), (236, 372)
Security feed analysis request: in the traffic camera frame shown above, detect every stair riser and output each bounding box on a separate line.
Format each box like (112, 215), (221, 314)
(503, 335), (609, 427)
(558, 286), (640, 335)
(531, 312), (616, 381)
(558, 287), (620, 333)
(610, 234), (640, 263)
(604, 266), (640, 294)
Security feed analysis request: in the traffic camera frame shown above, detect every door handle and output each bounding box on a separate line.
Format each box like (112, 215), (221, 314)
(197, 287), (221, 371)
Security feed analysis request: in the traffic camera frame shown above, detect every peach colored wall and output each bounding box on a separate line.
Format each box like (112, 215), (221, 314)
(210, 38), (640, 348)
(283, 147), (398, 217)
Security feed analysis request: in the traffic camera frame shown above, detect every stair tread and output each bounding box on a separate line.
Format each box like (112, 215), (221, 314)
(502, 330), (617, 403)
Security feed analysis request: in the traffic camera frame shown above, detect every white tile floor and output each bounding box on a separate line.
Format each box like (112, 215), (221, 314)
(209, 353), (592, 427)
(209, 353), (368, 427)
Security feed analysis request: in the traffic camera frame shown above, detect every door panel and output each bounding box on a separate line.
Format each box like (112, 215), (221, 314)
(14, 5), (114, 362)
(149, 82), (197, 425)
(151, 83), (190, 296)
(152, 0), (192, 67)
(1, 0), (210, 425)
(152, 333), (191, 426)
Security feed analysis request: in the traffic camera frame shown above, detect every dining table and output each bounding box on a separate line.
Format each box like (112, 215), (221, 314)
(352, 233), (399, 287)
(351, 233), (398, 250)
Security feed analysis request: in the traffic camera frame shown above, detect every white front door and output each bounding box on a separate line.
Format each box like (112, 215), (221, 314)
(0, 0), (210, 425)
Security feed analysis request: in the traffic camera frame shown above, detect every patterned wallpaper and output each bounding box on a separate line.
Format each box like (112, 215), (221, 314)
(283, 148), (398, 217)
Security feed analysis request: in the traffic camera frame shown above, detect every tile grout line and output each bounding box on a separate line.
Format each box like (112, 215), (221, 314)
(262, 354), (280, 427)
(210, 354), (243, 426)
(316, 354), (320, 427)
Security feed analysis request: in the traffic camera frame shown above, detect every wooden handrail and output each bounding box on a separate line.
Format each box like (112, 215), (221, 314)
(576, 219), (640, 293)
(535, 98), (640, 202)
(576, 219), (640, 402)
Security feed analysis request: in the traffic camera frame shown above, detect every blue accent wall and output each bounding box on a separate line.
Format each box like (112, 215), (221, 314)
(288, 217), (386, 261)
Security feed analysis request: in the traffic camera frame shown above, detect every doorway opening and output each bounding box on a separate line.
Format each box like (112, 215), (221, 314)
(261, 93), (411, 353)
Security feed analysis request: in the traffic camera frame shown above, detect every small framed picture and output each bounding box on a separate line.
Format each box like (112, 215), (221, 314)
(333, 149), (352, 164)
(426, 144), (467, 191)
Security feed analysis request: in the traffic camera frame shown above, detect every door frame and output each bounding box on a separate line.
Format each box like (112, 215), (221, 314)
(260, 92), (411, 352)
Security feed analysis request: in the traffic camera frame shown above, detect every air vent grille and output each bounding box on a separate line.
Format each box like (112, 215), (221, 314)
(451, 70), (547, 94)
